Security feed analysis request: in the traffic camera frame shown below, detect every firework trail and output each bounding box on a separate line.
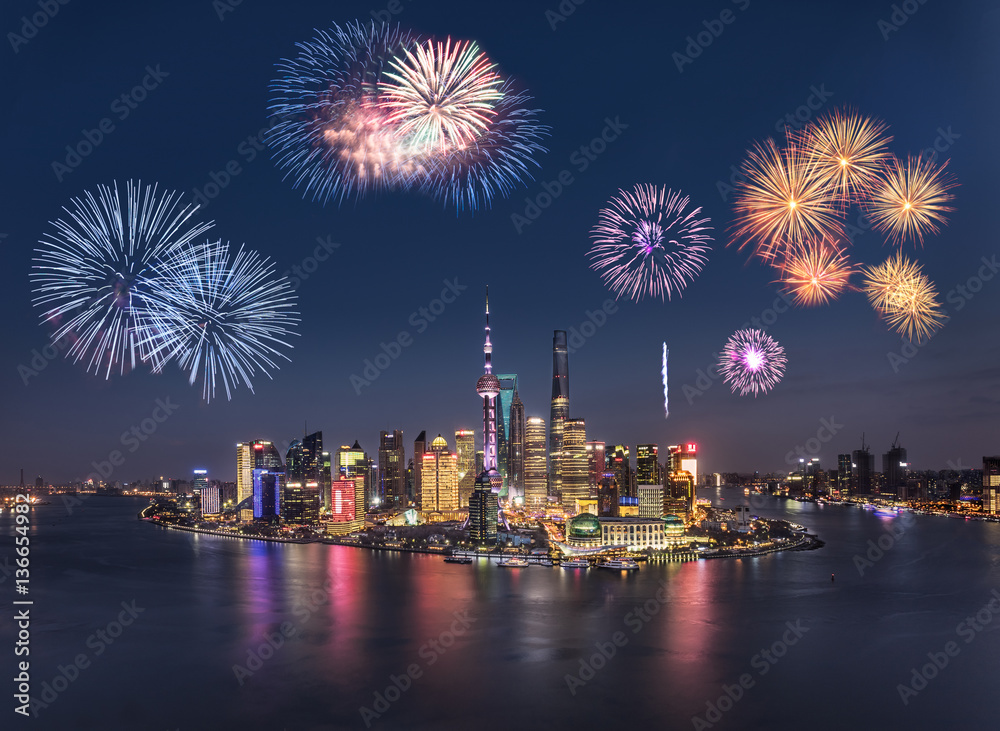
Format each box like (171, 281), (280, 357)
(662, 342), (669, 419)
(775, 237), (858, 307)
(862, 252), (944, 342)
(588, 185), (712, 301)
(379, 38), (504, 151)
(730, 137), (843, 263)
(719, 329), (787, 396)
(143, 241), (300, 402)
(795, 108), (893, 203)
(30, 180), (214, 379)
(863, 154), (956, 245)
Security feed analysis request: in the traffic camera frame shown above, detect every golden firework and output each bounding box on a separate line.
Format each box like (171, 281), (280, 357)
(863, 252), (945, 341)
(775, 238), (857, 307)
(796, 108), (892, 202)
(864, 154), (956, 245)
(731, 137), (843, 263)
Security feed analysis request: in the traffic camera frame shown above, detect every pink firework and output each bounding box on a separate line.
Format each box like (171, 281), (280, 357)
(587, 184), (713, 301)
(719, 329), (787, 396)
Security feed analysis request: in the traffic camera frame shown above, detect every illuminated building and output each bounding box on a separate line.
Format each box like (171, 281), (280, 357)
(598, 517), (671, 551)
(284, 435), (321, 525)
(609, 445), (633, 498)
(638, 484), (663, 518)
(636, 444), (659, 485)
(325, 478), (362, 534)
(548, 330), (569, 498)
(413, 431), (427, 508)
(508, 389), (525, 502)
(236, 440), (282, 521)
(561, 419), (589, 509)
(984, 457), (1000, 514)
(335, 441), (369, 511)
(667, 471), (695, 517)
(470, 291), (501, 543)
(455, 429), (476, 508)
(618, 497), (639, 517)
(420, 435), (460, 517)
(320, 451), (332, 511)
(663, 514), (685, 540)
(378, 430), (405, 508)
(524, 417), (548, 508)
(497, 373), (520, 497)
(252, 468), (283, 520)
(565, 513), (603, 548)
(597, 473), (618, 517)
(193, 469), (208, 496)
(586, 441), (606, 492)
(668, 443), (698, 486)
(837, 454), (853, 495)
(201, 485), (221, 515)
(882, 443), (908, 500)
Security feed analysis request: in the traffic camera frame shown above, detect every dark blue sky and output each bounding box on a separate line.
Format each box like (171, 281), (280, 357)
(2, 0), (998, 483)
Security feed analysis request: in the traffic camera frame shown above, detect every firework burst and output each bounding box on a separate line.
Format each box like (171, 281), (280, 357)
(775, 238), (858, 307)
(143, 241), (300, 402)
(662, 342), (669, 419)
(796, 108), (892, 202)
(30, 181), (214, 378)
(863, 154), (956, 245)
(588, 185), (712, 301)
(267, 22), (426, 204)
(862, 252), (944, 341)
(379, 38), (504, 151)
(730, 137), (843, 262)
(719, 329), (787, 396)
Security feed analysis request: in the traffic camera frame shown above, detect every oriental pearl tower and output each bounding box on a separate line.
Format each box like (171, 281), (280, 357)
(469, 288), (505, 543)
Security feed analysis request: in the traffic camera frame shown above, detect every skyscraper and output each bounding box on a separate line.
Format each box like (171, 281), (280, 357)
(508, 390), (525, 502)
(524, 417), (548, 508)
(548, 330), (569, 498)
(668, 443), (698, 487)
(638, 483), (664, 518)
(497, 374), (517, 494)
(420, 435), (459, 515)
(327, 478), (362, 534)
(413, 431), (427, 509)
(379, 430), (405, 508)
(470, 290), (500, 544)
(335, 441), (369, 514)
(586, 441), (606, 492)
(852, 440), (875, 496)
(320, 451), (332, 511)
(837, 454), (853, 495)
(636, 444), (659, 485)
(561, 419), (589, 509)
(455, 429), (476, 508)
(236, 440), (282, 521)
(284, 434), (321, 525)
(983, 456), (1000, 514)
(883, 442), (908, 500)
(609, 445), (633, 499)
(253, 468), (283, 520)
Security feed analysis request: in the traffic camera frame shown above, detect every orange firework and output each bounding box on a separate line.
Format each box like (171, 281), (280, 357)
(796, 108), (892, 203)
(731, 137), (843, 263)
(864, 154), (956, 245)
(775, 238), (857, 307)
(862, 252), (945, 342)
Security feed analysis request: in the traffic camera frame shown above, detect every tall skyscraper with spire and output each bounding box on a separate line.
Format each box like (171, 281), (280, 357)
(549, 330), (569, 498)
(470, 288), (500, 544)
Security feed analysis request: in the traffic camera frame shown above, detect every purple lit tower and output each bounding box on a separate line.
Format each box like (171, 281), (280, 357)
(469, 288), (503, 542)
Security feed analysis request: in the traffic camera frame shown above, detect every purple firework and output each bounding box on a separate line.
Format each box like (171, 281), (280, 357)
(719, 328), (787, 396)
(587, 184), (712, 301)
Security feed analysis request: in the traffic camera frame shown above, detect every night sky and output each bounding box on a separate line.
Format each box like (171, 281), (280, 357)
(3, 0), (998, 484)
